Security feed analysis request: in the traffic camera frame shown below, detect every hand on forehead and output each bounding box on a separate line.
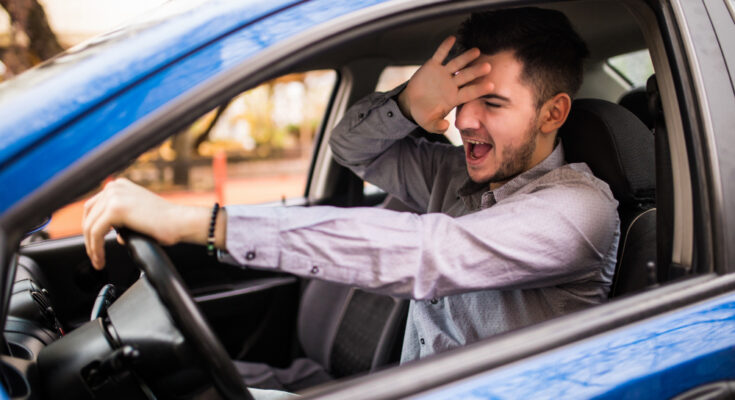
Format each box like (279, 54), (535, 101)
(396, 36), (495, 134)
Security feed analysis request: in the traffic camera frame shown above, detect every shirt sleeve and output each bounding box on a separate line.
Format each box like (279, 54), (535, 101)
(329, 85), (454, 212)
(223, 181), (619, 300)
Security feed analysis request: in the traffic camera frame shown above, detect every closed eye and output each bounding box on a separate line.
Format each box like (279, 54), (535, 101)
(484, 102), (501, 108)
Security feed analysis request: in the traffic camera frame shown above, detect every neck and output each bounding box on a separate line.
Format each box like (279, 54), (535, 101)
(488, 135), (557, 191)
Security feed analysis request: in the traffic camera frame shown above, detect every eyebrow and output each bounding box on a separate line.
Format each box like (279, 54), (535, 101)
(481, 94), (511, 103)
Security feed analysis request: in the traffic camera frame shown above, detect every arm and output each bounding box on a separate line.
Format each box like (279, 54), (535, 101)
(82, 178), (227, 270)
(83, 176), (618, 298)
(330, 37), (493, 210)
(329, 89), (454, 211)
(223, 181), (619, 299)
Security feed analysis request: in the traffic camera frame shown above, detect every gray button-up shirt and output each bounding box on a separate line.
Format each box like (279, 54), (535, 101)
(224, 87), (620, 363)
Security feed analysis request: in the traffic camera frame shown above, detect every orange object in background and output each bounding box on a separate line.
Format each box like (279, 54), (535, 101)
(213, 150), (228, 205)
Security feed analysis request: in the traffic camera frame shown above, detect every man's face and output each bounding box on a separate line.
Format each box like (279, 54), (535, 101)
(455, 50), (543, 186)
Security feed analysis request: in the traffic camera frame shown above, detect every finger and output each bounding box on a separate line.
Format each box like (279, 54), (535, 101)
(445, 47), (481, 73)
(89, 211), (114, 270)
(457, 81), (496, 104)
(453, 62), (491, 87)
(83, 190), (108, 263)
(431, 36), (456, 64)
(83, 190), (103, 220)
(84, 191), (113, 269)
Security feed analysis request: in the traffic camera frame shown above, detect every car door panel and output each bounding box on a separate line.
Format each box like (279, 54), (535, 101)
(411, 289), (735, 399)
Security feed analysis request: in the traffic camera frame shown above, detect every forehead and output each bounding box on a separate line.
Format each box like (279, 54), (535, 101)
(471, 50), (533, 99)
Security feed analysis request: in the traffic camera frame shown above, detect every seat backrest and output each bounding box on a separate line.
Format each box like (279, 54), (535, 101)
(560, 98), (657, 297)
(297, 280), (408, 378)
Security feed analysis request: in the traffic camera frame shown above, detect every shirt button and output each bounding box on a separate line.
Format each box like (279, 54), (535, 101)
(420, 338), (425, 345)
(430, 298), (438, 305)
(245, 251), (256, 260)
(387, 111), (393, 117)
(310, 266), (319, 274)
(358, 112), (365, 119)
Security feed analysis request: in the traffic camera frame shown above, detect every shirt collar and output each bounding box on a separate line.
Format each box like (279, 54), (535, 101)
(457, 142), (566, 209)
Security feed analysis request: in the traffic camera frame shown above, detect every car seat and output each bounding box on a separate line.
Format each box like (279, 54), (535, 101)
(233, 270), (407, 392)
(560, 98), (657, 297)
(619, 87), (654, 129)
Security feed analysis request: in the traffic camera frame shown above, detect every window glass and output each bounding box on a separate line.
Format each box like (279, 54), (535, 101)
(46, 70), (337, 238)
(607, 49), (654, 88)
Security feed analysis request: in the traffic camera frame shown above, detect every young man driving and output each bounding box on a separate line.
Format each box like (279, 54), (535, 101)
(83, 5), (619, 383)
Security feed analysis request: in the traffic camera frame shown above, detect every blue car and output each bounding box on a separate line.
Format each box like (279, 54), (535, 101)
(1, 0), (734, 398)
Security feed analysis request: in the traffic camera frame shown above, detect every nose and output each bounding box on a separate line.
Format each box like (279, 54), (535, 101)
(455, 100), (482, 132)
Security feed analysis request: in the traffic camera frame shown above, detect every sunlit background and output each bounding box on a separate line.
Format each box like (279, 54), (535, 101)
(0, 1), (441, 239)
(1, 0), (167, 44)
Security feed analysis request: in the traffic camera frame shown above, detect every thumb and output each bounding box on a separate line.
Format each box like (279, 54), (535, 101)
(430, 119), (450, 134)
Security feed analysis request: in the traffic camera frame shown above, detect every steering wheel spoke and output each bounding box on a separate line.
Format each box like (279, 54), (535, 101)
(118, 228), (252, 400)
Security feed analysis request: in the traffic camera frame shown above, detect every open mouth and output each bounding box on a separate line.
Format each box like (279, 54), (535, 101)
(465, 139), (494, 161)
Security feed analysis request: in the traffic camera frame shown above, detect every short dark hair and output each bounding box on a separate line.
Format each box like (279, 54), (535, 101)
(454, 7), (589, 107)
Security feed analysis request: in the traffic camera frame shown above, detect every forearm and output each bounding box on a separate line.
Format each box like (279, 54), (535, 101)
(175, 205), (228, 249)
(221, 193), (616, 299)
(329, 84), (416, 173)
(330, 85), (453, 211)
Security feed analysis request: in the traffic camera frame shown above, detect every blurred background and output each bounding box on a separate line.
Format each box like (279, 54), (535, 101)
(1, 0), (375, 238)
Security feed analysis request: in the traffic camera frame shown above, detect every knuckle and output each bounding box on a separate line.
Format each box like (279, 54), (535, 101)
(107, 199), (121, 214)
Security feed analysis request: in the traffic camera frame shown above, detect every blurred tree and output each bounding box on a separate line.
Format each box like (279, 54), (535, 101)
(0, 0), (63, 77)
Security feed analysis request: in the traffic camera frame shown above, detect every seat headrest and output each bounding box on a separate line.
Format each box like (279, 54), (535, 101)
(618, 87), (654, 129)
(560, 99), (655, 206)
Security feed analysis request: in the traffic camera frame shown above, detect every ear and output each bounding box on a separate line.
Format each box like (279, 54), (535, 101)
(539, 93), (572, 134)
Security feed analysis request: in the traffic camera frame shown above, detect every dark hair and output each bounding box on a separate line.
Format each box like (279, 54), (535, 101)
(454, 7), (589, 107)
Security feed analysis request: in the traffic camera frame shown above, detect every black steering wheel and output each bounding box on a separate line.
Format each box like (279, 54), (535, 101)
(118, 229), (252, 400)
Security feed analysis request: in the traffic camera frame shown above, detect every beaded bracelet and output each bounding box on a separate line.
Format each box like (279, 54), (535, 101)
(207, 202), (220, 256)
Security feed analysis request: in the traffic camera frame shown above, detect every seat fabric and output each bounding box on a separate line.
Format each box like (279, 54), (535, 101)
(560, 98), (657, 297)
(619, 87), (654, 129)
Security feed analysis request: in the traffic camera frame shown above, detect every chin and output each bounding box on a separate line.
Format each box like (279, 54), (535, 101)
(467, 169), (494, 184)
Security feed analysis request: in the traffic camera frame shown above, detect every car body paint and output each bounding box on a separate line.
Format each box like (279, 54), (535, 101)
(415, 291), (735, 399)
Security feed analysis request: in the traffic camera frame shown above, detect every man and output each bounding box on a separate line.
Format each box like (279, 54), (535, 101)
(84, 5), (618, 376)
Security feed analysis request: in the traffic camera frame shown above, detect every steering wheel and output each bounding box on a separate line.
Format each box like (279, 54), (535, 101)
(118, 229), (253, 400)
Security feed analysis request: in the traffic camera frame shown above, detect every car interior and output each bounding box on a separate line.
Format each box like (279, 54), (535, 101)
(1, 0), (700, 398)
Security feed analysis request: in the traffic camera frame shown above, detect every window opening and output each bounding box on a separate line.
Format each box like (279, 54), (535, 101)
(46, 70), (337, 238)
